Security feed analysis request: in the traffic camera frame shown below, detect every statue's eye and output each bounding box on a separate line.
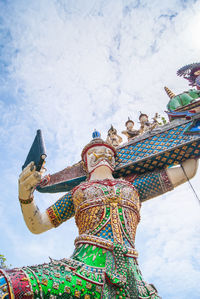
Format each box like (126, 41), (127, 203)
(87, 150), (93, 155)
(97, 149), (104, 154)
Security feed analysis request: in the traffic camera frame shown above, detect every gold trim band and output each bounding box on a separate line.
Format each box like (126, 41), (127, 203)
(75, 234), (138, 258)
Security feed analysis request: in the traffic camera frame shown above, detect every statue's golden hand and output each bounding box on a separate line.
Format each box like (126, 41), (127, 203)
(18, 162), (43, 200)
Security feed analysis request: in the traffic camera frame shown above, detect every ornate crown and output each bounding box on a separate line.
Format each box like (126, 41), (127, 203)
(81, 130), (116, 161)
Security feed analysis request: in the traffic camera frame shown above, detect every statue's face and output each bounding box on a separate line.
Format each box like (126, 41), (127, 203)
(85, 145), (115, 173)
(194, 69), (200, 76)
(126, 122), (134, 130)
(140, 115), (148, 123)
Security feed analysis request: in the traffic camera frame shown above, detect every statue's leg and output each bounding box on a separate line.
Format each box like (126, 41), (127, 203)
(102, 243), (162, 299)
(0, 257), (104, 298)
(129, 258), (162, 299)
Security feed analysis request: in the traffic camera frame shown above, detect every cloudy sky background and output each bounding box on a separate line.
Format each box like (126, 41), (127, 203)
(0, 0), (200, 298)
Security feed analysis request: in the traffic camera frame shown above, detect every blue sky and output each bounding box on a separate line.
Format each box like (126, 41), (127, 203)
(0, 0), (200, 298)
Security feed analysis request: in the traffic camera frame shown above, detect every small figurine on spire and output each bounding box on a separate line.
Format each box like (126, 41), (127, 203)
(121, 117), (140, 141)
(106, 125), (122, 147)
(139, 112), (151, 134)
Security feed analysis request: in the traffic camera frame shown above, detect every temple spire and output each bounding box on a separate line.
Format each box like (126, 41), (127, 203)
(164, 86), (176, 99)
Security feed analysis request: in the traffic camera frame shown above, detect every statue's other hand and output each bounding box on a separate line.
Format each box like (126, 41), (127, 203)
(167, 158), (199, 188)
(18, 162), (42, 200)
(181, 158), (199, 179)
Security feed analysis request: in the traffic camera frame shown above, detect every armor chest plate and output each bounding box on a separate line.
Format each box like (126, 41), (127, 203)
(73, 180), (141, 246)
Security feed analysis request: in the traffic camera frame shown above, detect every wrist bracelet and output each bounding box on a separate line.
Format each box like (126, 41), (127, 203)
(19, 195), (34, 204)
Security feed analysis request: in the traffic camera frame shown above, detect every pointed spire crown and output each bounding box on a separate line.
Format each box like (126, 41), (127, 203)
(164, 86), (176, 99)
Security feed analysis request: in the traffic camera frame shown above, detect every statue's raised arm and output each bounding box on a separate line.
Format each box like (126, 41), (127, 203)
(126, 159), (198, 202)
(18, 161), (75, 234)
(18, 161), (53, 234)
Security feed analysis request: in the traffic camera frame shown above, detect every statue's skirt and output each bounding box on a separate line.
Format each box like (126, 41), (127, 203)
(0, 244), (161, 298)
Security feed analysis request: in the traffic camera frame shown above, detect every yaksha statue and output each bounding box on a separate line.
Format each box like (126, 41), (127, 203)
(0, 131), (198, 299)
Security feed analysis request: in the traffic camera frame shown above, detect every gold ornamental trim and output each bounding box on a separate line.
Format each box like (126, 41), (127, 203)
(75, 234), (138, 258)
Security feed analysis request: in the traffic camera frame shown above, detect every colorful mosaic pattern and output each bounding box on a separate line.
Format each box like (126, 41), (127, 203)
(0, 246), (161, 298)
(0, 274), (9, 299)
(37, 117), (200, 194)
(5, 178), (169, 297)
(128, 169), (174, 201)
(46, 192), (75, 227)
(96, 220), (114, 241)
(0, 268), (33, 299)
(115, 121), (200, 176)
(184, 119), (200, 135)
(72, 180), (140, 247)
